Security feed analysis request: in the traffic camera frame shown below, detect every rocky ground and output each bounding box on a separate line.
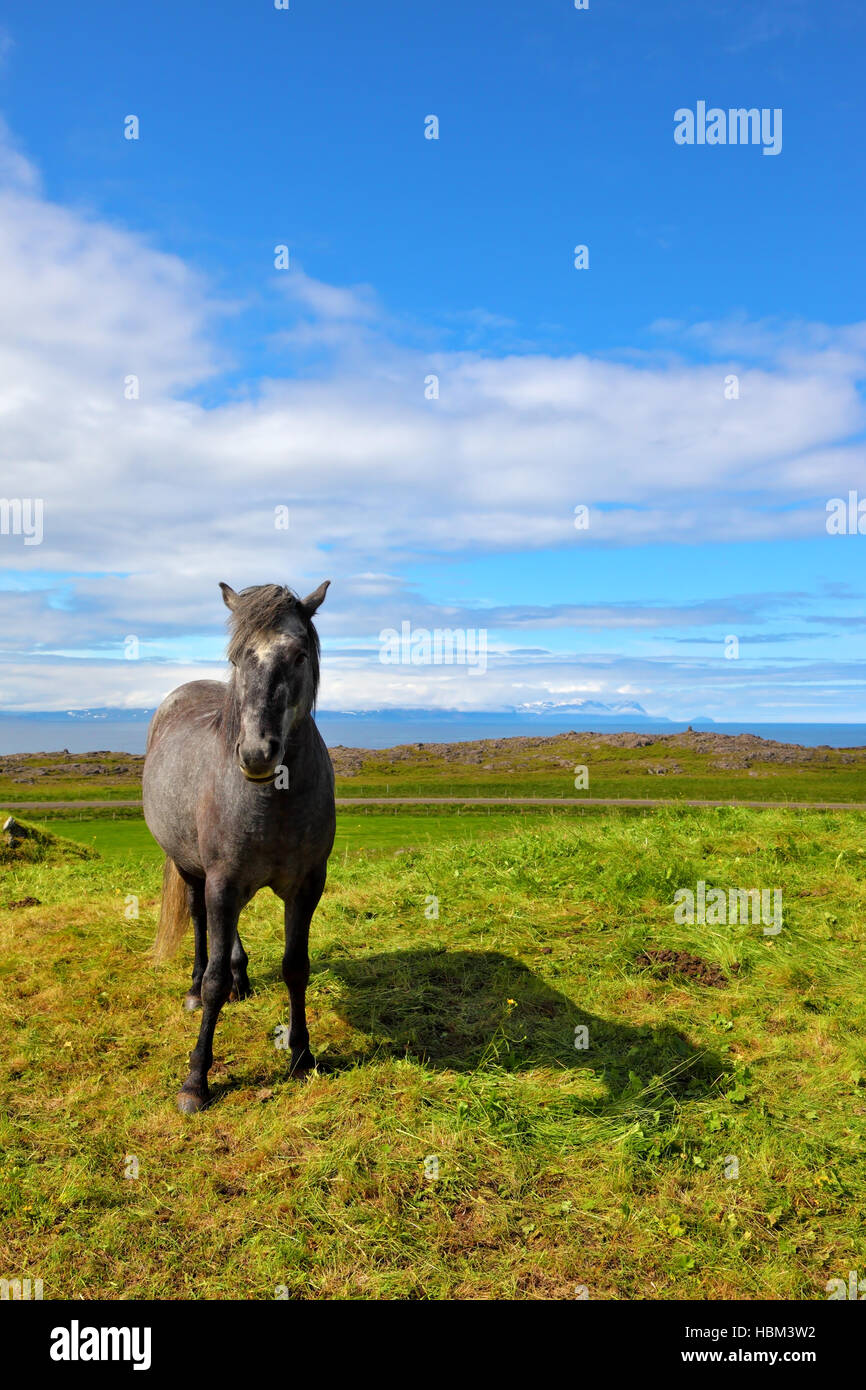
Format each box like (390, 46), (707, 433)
(0, 753), (144, 785)
(327, 728), (862, 776)
(1, 729), (862, 785)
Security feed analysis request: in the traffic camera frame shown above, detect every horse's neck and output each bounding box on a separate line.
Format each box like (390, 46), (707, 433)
(283, 712), (317, 763)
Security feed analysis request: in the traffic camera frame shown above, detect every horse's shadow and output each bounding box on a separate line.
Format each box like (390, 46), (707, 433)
(309, 947), (726, 1108)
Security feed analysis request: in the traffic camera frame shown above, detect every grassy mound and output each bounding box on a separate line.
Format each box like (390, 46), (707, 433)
(1, 817), (99, 867)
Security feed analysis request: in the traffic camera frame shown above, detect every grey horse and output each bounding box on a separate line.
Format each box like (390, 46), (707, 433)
(143, 580), (335, 1112)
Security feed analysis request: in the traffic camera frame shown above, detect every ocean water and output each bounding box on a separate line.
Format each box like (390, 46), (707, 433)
(1, 716), (865, 755)
(0, 721), (154, 756)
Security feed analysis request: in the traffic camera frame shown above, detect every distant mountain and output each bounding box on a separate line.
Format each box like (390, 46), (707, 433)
(0, 702), (715, 728)
(513, 699), (651, 717)
(0, 708), (155, 722)
(317, 702), (701, 725)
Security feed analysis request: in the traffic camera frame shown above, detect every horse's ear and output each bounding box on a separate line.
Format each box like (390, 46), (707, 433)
(219, 582), (239, 612)
(299, 580), (330, 618)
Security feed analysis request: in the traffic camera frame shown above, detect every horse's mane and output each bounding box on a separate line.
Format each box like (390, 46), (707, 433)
(226, 585), (291, 660)
(218, 584), (322, 749)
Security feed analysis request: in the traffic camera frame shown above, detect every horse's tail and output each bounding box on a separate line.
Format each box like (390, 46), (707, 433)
(153, 857), (190, 960)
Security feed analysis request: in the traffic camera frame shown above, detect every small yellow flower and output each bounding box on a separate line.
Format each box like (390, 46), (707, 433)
(506, 998), (517, 1008)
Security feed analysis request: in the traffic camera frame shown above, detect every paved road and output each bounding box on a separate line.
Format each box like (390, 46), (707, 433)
(3, 800), (146, 811)
(3, 796), (865, 812)
(339, 796), (866, 810)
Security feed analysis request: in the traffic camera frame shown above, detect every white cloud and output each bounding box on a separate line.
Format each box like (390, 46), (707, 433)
(0, 120), (865, 714)
(2, 647), (865, 723)
(280, 268), (378, 321)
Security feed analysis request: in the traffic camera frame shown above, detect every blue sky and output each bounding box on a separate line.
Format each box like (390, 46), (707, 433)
(0, 0), (865, 720)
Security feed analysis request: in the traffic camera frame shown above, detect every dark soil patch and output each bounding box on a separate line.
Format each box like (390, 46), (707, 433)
(637, 947), (730, 989)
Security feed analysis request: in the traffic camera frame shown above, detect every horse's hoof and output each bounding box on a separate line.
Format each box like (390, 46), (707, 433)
(177, 1088), (208, 1114)
(228, 983), (251, 1003)
(290, 1049), (317, 1077)
(183, 992), (202, 1012)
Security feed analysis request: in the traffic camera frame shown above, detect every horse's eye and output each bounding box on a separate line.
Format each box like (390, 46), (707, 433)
(295, 651), (308, 666)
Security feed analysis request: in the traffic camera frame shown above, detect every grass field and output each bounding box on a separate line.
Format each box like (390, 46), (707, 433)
(3, 732), (866, 805)
(330, 735), (866, 805)
(29, 809), (537, 864)
(2, 805), (865, 1299)
(0, 752), (141, 804)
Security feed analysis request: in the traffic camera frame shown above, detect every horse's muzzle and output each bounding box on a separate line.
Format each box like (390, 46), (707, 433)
(236, 739), (281, 784)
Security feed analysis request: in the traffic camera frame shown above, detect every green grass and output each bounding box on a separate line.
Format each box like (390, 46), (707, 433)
(333, 736), (866, 803)
(0, 751), (142, 803)
(2, 807), (865, 1299)
(29, 816), (163, 862)
(31, 810), (533, 862)
(3, 735), (866, 804)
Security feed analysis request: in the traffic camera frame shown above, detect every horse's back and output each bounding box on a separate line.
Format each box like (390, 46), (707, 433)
(143, 681), (226, 874)
(146, 680), (226, 752)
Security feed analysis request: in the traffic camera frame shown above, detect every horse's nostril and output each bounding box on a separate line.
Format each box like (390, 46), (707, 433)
(238, 738), (280, 775)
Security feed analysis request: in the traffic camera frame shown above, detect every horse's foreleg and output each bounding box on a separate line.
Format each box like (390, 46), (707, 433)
(178, 873), (238, 1114)
(282, 866), (326, 1076)
(183, 875), (207, 1012)
(229, 929), (251, 1001)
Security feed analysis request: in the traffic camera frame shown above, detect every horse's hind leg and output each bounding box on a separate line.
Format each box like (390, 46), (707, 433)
(281, 865), (326, 1077)
(178, 872), (239, 1114)
(183, 876), (207, 1012)
(229, 929), (251, 1002)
